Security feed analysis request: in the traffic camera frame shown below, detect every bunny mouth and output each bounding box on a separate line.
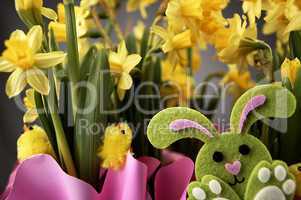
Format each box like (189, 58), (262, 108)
(228, 175), (245, 186)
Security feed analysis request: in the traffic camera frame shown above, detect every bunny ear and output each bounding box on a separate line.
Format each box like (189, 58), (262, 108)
(147, 107), (218, 149)
(230, 84), (296, 134)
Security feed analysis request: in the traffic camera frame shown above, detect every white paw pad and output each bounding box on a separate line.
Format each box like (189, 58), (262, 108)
(282, 179), (296, 195)
(192, 187), (206, 200)
(258, 167), (271, 183)
(274, 165), (287, 181)
(209, 180), (222, 195)
(192, 180), (229, 200)
(255, 164), (296, 200)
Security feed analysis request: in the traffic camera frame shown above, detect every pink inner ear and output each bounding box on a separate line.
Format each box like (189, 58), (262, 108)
(169, 119), (213, 138)
(239, 95), (266, 132)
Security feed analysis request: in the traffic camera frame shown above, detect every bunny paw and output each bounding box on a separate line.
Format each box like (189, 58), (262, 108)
(245, 160), (296, 200)
(187, 175), (240, 200)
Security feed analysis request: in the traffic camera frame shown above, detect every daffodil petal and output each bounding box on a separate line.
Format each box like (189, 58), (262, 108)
(109, 52), (123, 72)
(118, 72), (133, 90)
(152, 25), (169, 40)
(0, 58), (16, 72)
(27, 26), (43, 53)
(172, 30), (192, 50)
(23, 109), (38, 123)
(285, 16), (301, 34)
(26, 68), (50, 95)
(5, 69), (26, 98)
(139, 4), (147, 18)
(124, 54), (141, 73)
(117, 88), (126, 101)
(49, 22), (67, 42)
(41, 7), (58, 21)
(34, 52), (66, 68)
(10, 30), (26, 40)
(118, 41), (128, 61)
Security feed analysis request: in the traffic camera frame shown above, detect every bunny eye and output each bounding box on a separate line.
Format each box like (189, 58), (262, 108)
(239, 144), (251, 155)
(213, 151), (224, 163)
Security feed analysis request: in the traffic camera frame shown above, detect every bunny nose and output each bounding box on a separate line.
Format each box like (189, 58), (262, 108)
(225, 160), (241, 175)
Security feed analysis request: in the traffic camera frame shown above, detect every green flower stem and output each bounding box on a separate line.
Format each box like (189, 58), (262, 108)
(64, 0), (80, 117)
(49, 104), (77, 177)
(34, 92), (59, 158)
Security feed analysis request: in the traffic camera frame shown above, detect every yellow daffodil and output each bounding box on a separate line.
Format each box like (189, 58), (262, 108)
(281, 58), (301, 86)
(127, 0), (157, 18)
(166, 0), (203, 41)
(98, 123), (132, 170)
(109, 41), (142, 100)
(17, 125), (56, 162)
(0, 26), (66, 98)
(214, 14), (257, 67)
(80, 0), (99, 9)
(49, 3), (94, 42)
(134, 21), (145, 41)
(198, 0), (228, 46)
(263, 0), (301, 42)
(175, 47), (201, 72)
(221, 65), (255, 99)
(242, 0), (262, 26)
(152, 25), (192, 67)
(23, 89), (38, 123)
(15, 0), (57, 26)
(201, 0), (229, 15)
(160, 60), (194, 106)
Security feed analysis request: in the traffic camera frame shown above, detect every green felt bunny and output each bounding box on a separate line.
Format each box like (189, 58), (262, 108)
(147, 84), (298, 200)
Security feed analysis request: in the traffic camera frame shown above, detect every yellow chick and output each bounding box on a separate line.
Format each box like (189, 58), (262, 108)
(98, 123), (132, 170)
(289, 163), (301, 197)
(17, 125), (56, 162)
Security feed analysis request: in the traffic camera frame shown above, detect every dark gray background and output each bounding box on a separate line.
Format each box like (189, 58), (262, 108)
(0, 1), (273, 191)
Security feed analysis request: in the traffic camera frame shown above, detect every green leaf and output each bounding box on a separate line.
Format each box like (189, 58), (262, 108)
(74, 49), (112, 187)
(138, 28), (150, 69)
(293, 68), (301, 110)
(34, 91), (58, 157)
(64, 1), (80, 116)
(79, 46), (98, 82)
(126, 33), (137, 54)
(289, 31), (301, 60)
(47, 28), (77, 176)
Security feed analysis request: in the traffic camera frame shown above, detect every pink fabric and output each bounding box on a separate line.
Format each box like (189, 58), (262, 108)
(2, 152), (194, 200)
(169, 119), (213, 138)
(138, 157), (160, 179)
(225, 160), (241, 176)
(98, 154), (148, 200)
(239, 95), (266, 132)
(155, 151), (194, 200)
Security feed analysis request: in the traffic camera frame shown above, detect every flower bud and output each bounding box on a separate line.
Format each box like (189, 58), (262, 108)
(281, 58), (301, 87)
(15, 0), (57, 27)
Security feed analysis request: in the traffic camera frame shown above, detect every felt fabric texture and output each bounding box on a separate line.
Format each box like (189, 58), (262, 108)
(195, 133), (272, 198)
(169, 119), (213, 138)
(187, 175), (240, 200)
(230, 84), (296, 134)
(146, 84), (297, 200)
(239, 95), (266, 132)
(147, 107), (218, 148)
(245, 160), (295, 200)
